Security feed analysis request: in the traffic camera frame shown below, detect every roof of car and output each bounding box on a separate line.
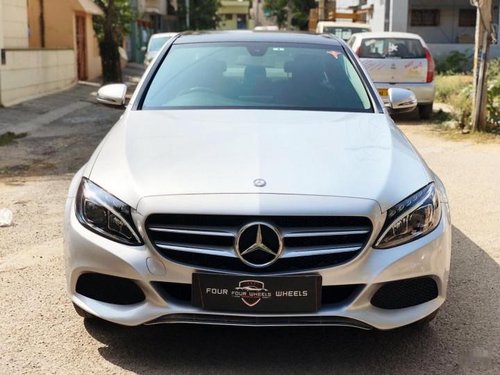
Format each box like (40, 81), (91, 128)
(150, 32), (178, 39)
(352, 31), (425, 40)
(173, 31), (343, 46)
(317, 21), (369, 27)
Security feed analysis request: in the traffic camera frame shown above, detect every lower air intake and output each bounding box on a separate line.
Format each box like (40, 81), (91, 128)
(371, 276), (438, 309)
(76, 273), (145, 305)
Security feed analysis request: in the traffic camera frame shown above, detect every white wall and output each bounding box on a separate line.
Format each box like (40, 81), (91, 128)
(0, 49), (76, 106)
(429, 43), (500, 61)
(366, 0), (389, 32)
(389, 0), (409, 31)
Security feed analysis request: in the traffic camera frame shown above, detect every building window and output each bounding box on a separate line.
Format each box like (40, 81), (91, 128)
(459, 9), (476, 27)
(410, 9), (440, 26)
(224, 14), (232, 21)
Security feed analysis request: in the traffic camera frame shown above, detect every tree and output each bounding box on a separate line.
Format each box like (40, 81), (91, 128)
(176, 0), (220, 31)
(93, 0), (133, 83)
(264, 0), (316, 30)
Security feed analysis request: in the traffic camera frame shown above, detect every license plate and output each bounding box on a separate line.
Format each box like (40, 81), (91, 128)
(378, 88), (388, 97)
(192, 273), (322, 313)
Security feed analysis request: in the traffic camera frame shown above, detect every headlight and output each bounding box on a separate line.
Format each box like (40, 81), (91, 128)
(75, 178), (143, 245)
(375, 183), (441, 249)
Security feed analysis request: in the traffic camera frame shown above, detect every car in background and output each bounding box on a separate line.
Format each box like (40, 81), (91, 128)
(254, 25), (279, 31)
(316, 21), (370, 41)
(65, 31), (451, 330)
(143, 32), (177, 66)
(348, 32), (435, 119)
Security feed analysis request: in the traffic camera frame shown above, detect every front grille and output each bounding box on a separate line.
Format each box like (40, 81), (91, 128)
(146, 214), (372, 273)
(371, 276), (439, 309)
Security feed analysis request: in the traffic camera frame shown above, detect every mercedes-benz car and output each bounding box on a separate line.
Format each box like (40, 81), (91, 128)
(64, 31), (451, 330)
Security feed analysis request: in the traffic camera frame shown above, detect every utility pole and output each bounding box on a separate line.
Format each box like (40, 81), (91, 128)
(286, 0), (293, 30)
(185, 0), (190, 29)
(471, 0), (492, 132)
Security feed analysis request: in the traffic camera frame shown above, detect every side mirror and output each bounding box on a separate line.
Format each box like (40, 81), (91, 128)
(96, 84), (127, 108)
(386, 88), (417, 114)
(141, 46), (147, 52)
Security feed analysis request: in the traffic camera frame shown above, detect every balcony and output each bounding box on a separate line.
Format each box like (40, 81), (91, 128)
(144, 0), (167, 15)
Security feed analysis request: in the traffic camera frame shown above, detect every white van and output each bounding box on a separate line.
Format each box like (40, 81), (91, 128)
(316, 21), (370, 41)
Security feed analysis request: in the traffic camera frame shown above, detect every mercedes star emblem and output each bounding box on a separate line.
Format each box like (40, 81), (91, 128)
(253, 178), (266, 187)
(235, 222), (283, 268)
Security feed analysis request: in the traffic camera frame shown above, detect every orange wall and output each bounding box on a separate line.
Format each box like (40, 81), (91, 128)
(27, 0), (42, 48)
(44, 0), (74, 48)
(86, 14), (102, 81)
(25, 0), (102, 81)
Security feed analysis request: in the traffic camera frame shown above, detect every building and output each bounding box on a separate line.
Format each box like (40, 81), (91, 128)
(0, 0), (103, 107)
(340, 0), (500, 60)
(250, 0), (277, 29)
(217, 0), (250, 30)
(128, 0), (178, 64)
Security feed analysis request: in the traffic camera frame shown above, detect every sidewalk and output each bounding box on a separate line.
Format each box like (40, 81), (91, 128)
(0, 64), (145, 135)
(0, 64), (145, 177)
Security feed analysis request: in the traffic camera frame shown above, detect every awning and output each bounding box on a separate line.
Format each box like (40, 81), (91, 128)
(72, 0), (104, 16)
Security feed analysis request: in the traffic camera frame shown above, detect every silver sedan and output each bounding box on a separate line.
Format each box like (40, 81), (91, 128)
(64, 31), (451, 330)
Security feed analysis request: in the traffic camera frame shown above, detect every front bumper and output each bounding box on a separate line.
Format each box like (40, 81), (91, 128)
(64, 190), (451, 330)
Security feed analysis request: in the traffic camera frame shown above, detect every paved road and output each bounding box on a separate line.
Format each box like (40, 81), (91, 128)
(0, 101), (499, 374)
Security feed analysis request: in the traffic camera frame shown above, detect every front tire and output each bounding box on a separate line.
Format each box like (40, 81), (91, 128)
(418, 103), (433, 119)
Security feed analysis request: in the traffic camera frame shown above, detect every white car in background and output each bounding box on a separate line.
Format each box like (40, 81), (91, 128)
(348, 32), (435, 119)
(316, 21), (370, 41)
(143, 32), (177, 66)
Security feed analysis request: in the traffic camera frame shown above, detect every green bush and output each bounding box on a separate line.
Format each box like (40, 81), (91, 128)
(436, 50), (473, 74)
(435, 75), (473, 102)
(486, 59), (500, 128)
(435, 58), (500, 131)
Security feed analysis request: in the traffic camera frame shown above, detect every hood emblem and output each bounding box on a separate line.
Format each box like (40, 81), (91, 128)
(235, 223), (283, 268)
(253, 178), (266, 187)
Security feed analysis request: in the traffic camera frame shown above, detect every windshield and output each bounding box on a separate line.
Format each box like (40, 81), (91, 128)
(148, 36), (171, 52)
(322, 27), (369, 41)
(142, 42), (372, 112)
(358, 38), (425, 59)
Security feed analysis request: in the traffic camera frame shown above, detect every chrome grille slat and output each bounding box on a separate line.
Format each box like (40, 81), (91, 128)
(283, 227), (370, 238)
(282, 245), (363, 258)
(148, 226), (236, 237)
(146, 214), (373, 272)
(155, 242), (234, 257)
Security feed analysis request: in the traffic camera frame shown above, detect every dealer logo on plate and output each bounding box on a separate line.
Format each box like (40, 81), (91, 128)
(231, 280), (271, 307)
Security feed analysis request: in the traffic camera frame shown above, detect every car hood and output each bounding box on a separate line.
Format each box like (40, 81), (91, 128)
(88, 110), (432, 212)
